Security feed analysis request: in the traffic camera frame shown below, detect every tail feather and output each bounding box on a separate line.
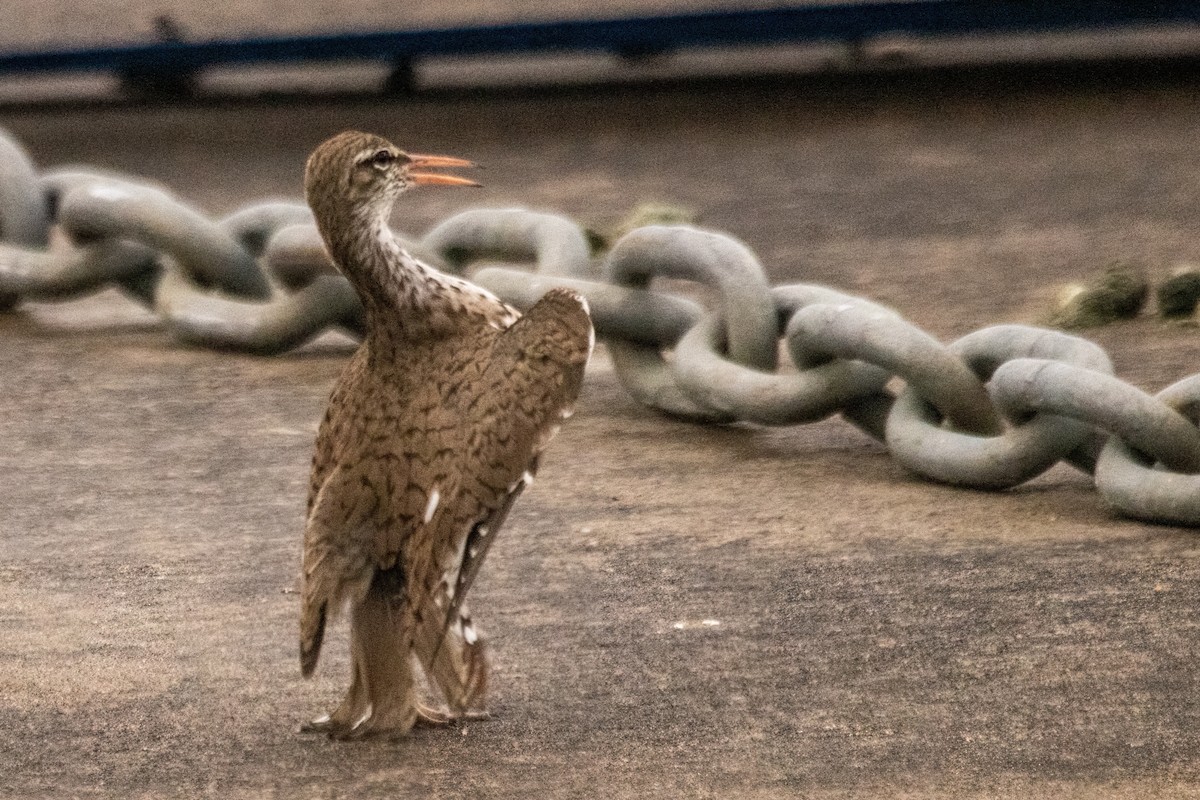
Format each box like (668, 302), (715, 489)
(300, 600), (328, 678)
(413, 594), (489, 713)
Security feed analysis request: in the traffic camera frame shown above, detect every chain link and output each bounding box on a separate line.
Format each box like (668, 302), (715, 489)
(0, 127), (1198, 526)
(886, 326), (1112, 489)
(1095, 375), (1200, 523)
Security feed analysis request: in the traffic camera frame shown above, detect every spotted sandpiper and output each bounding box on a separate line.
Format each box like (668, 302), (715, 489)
(297, 131), (593, 739)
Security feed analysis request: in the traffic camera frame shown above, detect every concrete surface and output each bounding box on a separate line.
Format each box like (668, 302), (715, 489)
(2, 65), (1200, 798)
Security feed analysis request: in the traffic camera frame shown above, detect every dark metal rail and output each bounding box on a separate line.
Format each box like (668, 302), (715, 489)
(1, 2), (1199, 76)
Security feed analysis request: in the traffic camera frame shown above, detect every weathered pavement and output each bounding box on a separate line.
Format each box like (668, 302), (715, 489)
(1, 66), (1200, 798)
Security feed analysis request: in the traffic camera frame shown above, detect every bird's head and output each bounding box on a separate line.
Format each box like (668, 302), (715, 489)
(304, 130), (479, 225)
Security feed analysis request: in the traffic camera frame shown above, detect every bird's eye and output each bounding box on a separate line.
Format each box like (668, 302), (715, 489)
(370, 149), (395, 167)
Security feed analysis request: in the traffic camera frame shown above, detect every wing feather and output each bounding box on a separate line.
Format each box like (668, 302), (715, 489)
(432, 287), (593, 650)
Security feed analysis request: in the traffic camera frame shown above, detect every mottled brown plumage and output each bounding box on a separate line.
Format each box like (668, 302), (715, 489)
(298, 131), (592, 739)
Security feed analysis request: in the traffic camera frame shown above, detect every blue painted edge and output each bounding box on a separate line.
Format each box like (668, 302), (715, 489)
(2, 2), (1200, 74)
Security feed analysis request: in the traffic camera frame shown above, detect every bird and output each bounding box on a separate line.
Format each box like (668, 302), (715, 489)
(297, 131), (593, 740)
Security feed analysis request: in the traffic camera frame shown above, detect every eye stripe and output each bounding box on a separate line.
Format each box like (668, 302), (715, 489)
(356, 148), (399, 168)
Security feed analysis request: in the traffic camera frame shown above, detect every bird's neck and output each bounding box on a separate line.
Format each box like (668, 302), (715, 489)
(321, 205), (447, 344)
(316, 199), (518, 363)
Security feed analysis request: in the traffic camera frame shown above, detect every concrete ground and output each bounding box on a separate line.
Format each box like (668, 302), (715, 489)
(2, 61), (1200, 798)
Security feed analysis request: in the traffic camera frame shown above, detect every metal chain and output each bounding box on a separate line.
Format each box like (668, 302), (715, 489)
(1, 127), (1198, 527)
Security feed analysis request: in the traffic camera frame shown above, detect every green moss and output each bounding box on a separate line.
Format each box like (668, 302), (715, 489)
(583, 227), (609, 256)
(586, 201), (699, 253)
(1156, 265), (1200, 319)
(440, 245), (472, 269)
(1048, 263), (1149, 329)
(616, 201), (698, 235)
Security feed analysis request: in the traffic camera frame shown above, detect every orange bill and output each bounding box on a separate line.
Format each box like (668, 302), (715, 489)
(409, 172), (482, 187)
(407, 153), (481, 187)
(408, 153), (477, 169)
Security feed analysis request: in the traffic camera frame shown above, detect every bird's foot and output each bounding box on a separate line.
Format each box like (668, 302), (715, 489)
(415, 704), (453, 727)
(300, 681), (369, 735)
(299, 712), (337, 734)
(415, 703), (492, 728)
(300, 705), (390, 740)
(325, 702), (418, 741)
(302, 705), (487, 739)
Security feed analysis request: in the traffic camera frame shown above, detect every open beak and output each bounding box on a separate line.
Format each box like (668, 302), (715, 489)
(408, 153), (481, 187)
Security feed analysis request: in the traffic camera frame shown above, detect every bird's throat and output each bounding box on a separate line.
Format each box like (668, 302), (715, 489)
(321, 209), (458, 358)
(323, 211), (422, 310)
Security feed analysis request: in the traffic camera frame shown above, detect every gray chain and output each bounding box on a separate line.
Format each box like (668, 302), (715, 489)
(1, 128), (1198, 527)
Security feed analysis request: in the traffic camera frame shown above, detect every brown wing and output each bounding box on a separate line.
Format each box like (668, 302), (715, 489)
(300, 463), (376, 676)
(301, 367), (464, 677)
(412, 580), (489, 713)
(306, 348), (369, 513)
(435, 287), (593, 646)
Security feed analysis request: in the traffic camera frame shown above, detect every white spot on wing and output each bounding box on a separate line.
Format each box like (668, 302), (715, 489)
(560, 407), (575, 420)
(463, 624), (478, 645)
(521, 470), (534, 487)
(424, 488), (440, 524)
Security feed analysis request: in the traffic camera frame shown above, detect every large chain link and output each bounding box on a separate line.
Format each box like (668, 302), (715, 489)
(1, 127), (1198, 526)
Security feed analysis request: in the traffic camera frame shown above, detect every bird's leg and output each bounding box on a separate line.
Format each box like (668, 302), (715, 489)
(300, 614), (371, 734)
(331, 586), (418, 740)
